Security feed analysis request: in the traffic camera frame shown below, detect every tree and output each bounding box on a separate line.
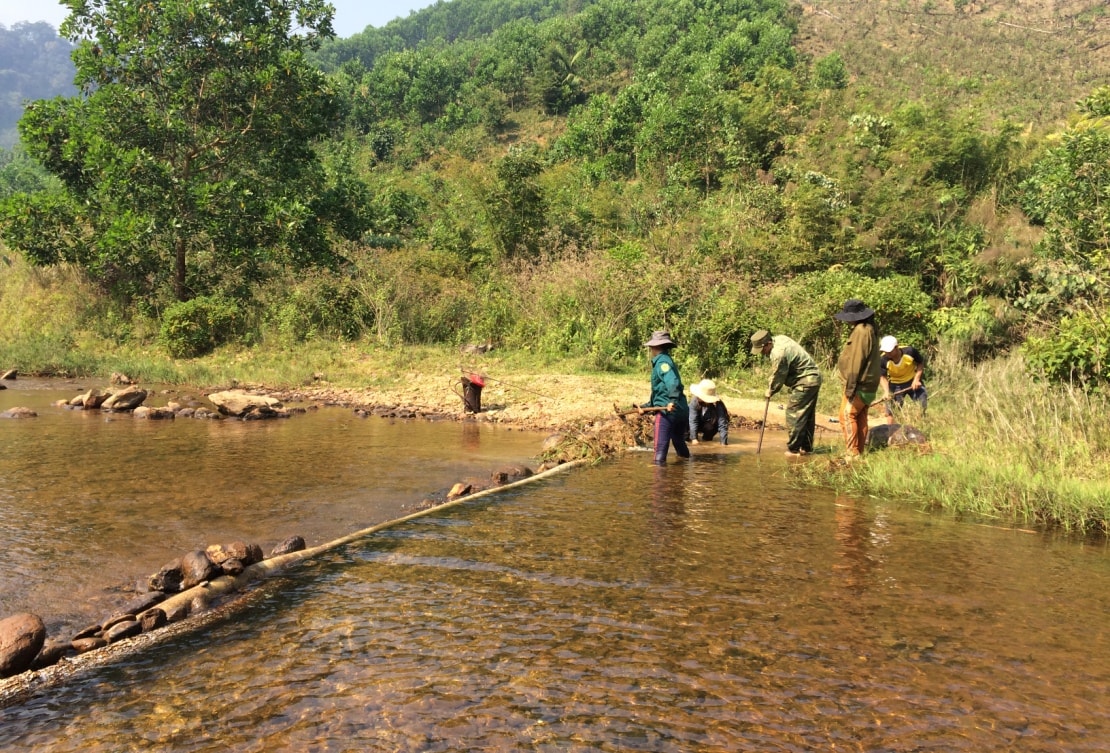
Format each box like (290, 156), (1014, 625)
(3, 0), (346, 304)
(484, 145), (548, 259)
(1017, 87), (1110, 384)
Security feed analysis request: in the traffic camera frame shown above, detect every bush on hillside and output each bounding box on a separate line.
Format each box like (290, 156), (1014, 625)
(1023, 310), (1109, 388)
(159, 296), (241, 359)
(752, 269), (933, 363)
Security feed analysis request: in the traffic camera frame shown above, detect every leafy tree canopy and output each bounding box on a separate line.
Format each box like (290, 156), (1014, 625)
(2, 0), (364, 306)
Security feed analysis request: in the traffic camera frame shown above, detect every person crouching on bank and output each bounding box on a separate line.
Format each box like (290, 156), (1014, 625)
(879, 335), (927, 423)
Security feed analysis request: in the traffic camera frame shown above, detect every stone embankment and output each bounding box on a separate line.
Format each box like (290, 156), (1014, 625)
(0, 458), (544, 689)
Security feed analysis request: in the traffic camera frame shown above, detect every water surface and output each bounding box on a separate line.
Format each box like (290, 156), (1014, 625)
(2, 380), (1109, 751)
(0, 378), (542, 633)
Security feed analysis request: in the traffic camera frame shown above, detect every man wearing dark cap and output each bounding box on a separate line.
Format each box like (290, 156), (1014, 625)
(751, 329), (822, 455)
(637, 330), (691, 465)
(833, 299), (881, 457)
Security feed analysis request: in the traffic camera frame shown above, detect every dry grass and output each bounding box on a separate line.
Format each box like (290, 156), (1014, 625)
(797, 0), (1109, 126)
(803, 343), (1110, 533)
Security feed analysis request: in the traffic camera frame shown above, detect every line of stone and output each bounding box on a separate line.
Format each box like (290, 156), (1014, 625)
(0, 458), (588, 709)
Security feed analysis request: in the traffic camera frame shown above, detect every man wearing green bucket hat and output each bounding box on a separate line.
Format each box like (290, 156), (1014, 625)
(750, 329), (822, 456)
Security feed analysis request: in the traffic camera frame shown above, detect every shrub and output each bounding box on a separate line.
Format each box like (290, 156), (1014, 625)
(931, 297), (1016, 360)
(159, 296), (241, 358)
(753, 269), (933, 363)
(1023, 310), (1109, 387)
(269, 273), (372, 343)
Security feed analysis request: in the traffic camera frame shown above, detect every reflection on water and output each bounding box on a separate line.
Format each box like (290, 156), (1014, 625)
(0, 379), (544, 634)
(2, 382), (1110, 751)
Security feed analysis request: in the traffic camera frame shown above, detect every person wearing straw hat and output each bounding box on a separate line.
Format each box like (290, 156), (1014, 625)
(834, 299), (881, 457)
(688, 379), (730, 445)
(637, 330), (691, 465)
(750, 329), (822, 456)
(879, 335), (927, 424)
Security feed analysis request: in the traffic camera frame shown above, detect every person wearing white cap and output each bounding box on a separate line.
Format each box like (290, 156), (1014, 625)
(878, 335), (927, 423)
(688, 379), (729, 445)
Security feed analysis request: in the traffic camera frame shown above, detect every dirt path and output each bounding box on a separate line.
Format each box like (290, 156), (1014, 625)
(266, 358), (847, 440)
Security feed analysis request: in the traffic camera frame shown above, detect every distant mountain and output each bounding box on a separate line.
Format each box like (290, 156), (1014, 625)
(0, 22), (77, 149)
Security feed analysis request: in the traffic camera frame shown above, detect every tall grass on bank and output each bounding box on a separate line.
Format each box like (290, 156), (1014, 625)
(803, 345), (1110, 533)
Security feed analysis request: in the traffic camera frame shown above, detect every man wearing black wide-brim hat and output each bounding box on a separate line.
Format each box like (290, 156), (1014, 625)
(834, 299), (881, 457)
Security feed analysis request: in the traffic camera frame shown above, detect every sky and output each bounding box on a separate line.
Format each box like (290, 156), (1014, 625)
(0, 0), (435, 38)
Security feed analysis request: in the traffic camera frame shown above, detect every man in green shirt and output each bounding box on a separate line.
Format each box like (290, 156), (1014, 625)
(750, 329), (823, 456)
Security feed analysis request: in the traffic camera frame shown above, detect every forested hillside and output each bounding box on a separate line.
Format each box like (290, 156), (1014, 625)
(0, 22), (75, 148)
(1, 0), (1107, 387)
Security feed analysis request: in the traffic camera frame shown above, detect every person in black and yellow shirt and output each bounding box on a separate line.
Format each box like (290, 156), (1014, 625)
(879, 335), (927, 423)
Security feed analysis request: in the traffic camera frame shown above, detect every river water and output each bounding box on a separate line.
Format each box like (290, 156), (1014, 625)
(1, 379), (1109, 751)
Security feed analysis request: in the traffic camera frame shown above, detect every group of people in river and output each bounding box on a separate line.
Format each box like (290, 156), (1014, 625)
(637, 298), (927, 465)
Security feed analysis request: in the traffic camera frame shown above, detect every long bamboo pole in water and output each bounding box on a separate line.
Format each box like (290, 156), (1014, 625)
(0, 459), (589, 709)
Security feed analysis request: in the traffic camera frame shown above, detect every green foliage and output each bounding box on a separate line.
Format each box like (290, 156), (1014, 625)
(534, 42), (588, 115)
(1020, 87), (1110, 268)
(3, 0), (349, 305)
(1014, 87), (1110, 386)
(159, 296), (242, 359)
(485, 145), (548, 259)
(0, 145), (60, 198)
(813, 52), (848, 90)
(0, 190), (81, 267)
(679, 280), (760, 377)
(266, 270), (374, 343)
(931, 297), (1015, 359)
(1023, 310), (1109, 387)
(754, 269), (933, 362)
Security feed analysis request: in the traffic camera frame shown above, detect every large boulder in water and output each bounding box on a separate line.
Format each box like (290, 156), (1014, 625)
(491, 465), (534, 485)
(180, 550), (219, 589)
(0, 613), (46, 678)
(102, 385), (148, 411)
(149, 559), (185, 593)
(270, 535), (305, 557)
(0, 407), (36, 419)
(71, 389), (110, 410)
(207, 389), (284, 418)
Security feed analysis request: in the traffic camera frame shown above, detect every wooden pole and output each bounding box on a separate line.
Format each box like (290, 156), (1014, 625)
(756, 395), (771, 454)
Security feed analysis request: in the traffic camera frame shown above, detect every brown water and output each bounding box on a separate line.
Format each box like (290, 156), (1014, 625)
(2, 380), (1110, 751)
(0, 378), (543, 635)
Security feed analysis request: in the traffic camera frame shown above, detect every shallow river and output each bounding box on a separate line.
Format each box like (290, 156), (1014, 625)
(1, 379), (1109, 751)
